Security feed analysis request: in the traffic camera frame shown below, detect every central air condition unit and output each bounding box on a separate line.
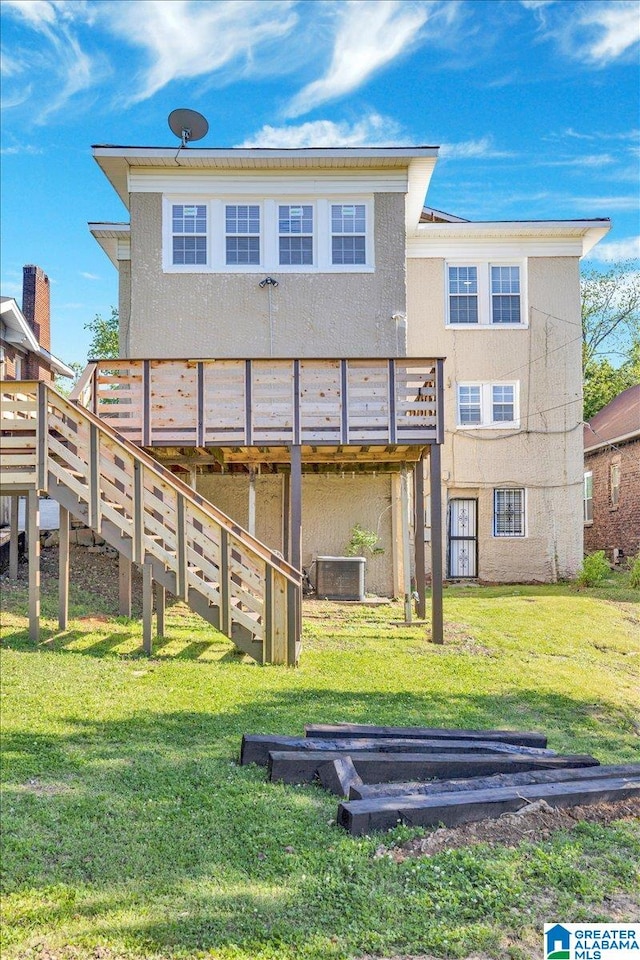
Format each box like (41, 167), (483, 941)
(315, 556), (366, 601)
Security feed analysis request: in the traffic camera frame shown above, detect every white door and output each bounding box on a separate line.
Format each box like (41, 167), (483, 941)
(448, 499), (478, 578)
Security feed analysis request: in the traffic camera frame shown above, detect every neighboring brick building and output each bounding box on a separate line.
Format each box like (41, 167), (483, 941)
(584, 384), (640, 564)
(1, 265), (73, 384)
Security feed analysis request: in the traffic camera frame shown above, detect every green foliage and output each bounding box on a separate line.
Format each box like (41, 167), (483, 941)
(583, 341), (640, 420)
(54, 361), (83, 397)
(576, 550), (611, 587)
(345, 523), (384, 557)
(85, 306), (119, 360)
(628, 552), (640, 590)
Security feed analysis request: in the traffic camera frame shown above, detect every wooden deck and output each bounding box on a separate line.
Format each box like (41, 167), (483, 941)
(72, 357), (444, 459)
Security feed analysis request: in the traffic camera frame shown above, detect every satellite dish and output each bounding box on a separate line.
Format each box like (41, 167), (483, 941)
(168, 108), (209, 147)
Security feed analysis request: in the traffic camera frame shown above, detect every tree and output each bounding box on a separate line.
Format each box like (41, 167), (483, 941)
(85, 307), (119, 360)
(581, 260), (640, 419)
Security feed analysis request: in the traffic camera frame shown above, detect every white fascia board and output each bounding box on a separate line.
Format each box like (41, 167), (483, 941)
(38, 348), (74, 379)
(406, 158), (438, 232)
(0, 298), (39, 351)
(129, 169), (409, 196)
(89, 223), (131, 267)
(407, 219), (611, 258)
(584, 429), (640, 453)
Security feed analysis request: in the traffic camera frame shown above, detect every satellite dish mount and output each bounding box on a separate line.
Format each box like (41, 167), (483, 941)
(168, 108), (209, 148)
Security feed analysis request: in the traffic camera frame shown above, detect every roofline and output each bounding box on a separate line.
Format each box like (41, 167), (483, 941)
(0, 297), (74, 377)
(585, 429), (640, 453)
(417, 218), (611, 228)
(92, 145), (440, 157)
(414, 218), (611, 254)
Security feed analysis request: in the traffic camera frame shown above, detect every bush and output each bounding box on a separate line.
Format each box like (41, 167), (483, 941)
(345, 524), (384, 557)
(629, 552), (640, 590)
(576, 550), (611, 587)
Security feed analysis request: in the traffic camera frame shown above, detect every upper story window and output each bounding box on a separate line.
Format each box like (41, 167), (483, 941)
(225, 205), (260, 266)
(172, 204), (207, 265)
(162, 196), (374, 273)
(446, 262), (525, 327)
(456, 382), (519, 428)
(331, 204), (366, 265)
(584, 471), (593, 523)
(279, 205), (313, 265)
(494, 488), (526, 538)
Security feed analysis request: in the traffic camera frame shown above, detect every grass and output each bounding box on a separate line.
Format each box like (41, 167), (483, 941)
(1, 561), (639, 960)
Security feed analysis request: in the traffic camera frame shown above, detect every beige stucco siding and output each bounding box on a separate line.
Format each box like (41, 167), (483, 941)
(409, 256), (583, 581)
(195, 473), (394, 596)
(127, 193), (406, 359)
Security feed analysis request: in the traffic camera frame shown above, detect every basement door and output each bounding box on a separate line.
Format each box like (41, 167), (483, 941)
(448, 498), (478, 578)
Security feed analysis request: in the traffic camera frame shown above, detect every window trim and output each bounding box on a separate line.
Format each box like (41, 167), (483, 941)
(493, 487), (527, 538)
(583, 470), (593, 525)
(456, 381), (520, 429)
(162, 195), (375, 273)
(610, 461), (621, 509)
(445, 260), (528, 328)
(278, 202), (315, 267)
(224, 203), (262, 268)
(170, 202), (209, 269)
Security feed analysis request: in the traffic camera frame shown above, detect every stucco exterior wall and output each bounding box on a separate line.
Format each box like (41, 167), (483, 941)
(126, 192), (406, 359)
(409, 256), (584, 582)
(118, 260), (132, 357)
(195, 473), (395, 596)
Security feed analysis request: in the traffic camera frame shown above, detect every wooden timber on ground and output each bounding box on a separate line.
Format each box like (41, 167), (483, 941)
(240, 734), (557, 767)
(266, 750), (599, 785)
(337, 775), (640, 835)
(348, 763), (640, 800)
(304, 723), (547, 748)
(318, 757), (363, 796)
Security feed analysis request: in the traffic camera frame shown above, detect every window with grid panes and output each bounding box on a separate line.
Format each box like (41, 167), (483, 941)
(172, 204), (207, 265)
(492, 384), (515, 421)
(491, 266), (521, 324)
(448, 266), (478, 324)
(225, 205), (260, 265)
(331, 204), (366, 264)
(279, 204), (313, 265)
(493, 488), (526, 537)
(584, 471), (593, 523)
(458, 385), (482, 424)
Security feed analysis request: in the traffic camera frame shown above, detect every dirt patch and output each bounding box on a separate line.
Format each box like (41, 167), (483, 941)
(15, 778), (74, 797)
(375, 797), (640, 861)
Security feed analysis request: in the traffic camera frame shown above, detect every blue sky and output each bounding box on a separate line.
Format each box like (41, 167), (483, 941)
(1, 0), (639, 366)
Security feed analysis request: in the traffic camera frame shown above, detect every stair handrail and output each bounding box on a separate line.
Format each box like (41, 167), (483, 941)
(54, 382), (301, 586)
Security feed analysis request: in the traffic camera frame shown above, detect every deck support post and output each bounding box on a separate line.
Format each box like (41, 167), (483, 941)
(58, 505), (70, 631)
(391, 475), (403, 598)
(248, 468), (256, 537)
(290, 445), (302, 572)
(400, 467), (412, 623)
(430, 442), (444, 645)
(142, 560), (153, 655)
(413, 454), (427, 620)
(9, 495), (19, 579)
(155, 582), (166, 638)
(119, 554), (132, 617)
(28, 490), (40, 643)
(282, 473), (290, 562)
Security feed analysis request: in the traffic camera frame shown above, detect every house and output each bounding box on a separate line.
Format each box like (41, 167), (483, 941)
(86, 141), (609, 594)
(584, 384), (640, 564)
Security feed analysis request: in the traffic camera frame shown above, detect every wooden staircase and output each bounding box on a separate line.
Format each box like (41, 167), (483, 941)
(0, 381), (302, 665)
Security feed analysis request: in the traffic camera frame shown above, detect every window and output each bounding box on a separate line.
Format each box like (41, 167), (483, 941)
(447, 263), (525, 326)
(494, 488), (526, 537)
(584, 471), (593, 523)
(456, 382), (519, 427)
(331, 204), (366, 265)
(225, 205), (260, 265)
(14, 354), (22, 380)
(610, 462), (621, 508)
(172, 204), (207, 265)
(279, 204), (313, 265)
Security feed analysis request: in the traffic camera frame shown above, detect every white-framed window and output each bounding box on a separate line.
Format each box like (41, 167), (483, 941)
(225, 204), (260, 266)
(162, 196), (374, 273)
(171, 203), (207, 266)
(279, 204), (313, 266)
(610, 461), (621, 508)
(331, 203), (366, 265)
(14, 354), (22, 380)
(584, 471), (593, 523)
(456, 382), (519, 428)
(446, 262), (525, 327)
(494, 488), (526, 538)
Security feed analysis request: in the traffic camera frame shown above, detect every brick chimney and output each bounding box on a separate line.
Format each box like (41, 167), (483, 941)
(22, 264), (51, 353)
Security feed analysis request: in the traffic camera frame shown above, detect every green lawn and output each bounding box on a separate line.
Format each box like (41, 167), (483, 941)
(1, 564), (639, 960)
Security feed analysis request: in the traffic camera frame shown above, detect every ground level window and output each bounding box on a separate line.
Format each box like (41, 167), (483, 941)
(494, 488), (525, 537)
(584, 471), (593, 523)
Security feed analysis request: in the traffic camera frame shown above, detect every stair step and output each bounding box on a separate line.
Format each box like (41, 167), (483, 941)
(103, 501), (126, 512)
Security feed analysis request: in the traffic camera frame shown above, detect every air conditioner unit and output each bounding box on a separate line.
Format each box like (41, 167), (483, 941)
(315, 556), (366, 601)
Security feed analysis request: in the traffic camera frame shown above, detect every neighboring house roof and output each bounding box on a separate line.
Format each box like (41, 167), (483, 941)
(584, 384), (640, 452)
(0, 297), (74, 378)
(420, 207), (470, 223)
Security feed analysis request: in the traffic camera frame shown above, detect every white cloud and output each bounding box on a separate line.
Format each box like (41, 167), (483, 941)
(564, 195), (640, 211)
(80, 271), (100, 280)
(238, 114), (404, 148)
(439, 136), (514, 159)
(285, 1), (450, 118)
(531, 1), (640, 67)
(585, 236), (640, 262)
(0, 143), (43, 155)
(543, 153), (616, 168)
(101, 0), (298, 104)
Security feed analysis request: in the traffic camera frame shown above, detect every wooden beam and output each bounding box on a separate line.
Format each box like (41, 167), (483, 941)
(282, 473), (290, 561)
(142, 560), (153, 655)
(58, 505), (70, 631)
(430, 442), (444, 644)
(28, 490), (40, 643)
(400, 468), (412, 623)
(290, 445), (302, 572)
(413, 454), (426, 620)
(9, 495), (19, 579)
(119, 553), (132, 617)
(247, 468), (256, 536)
(390, 475), (403, 598)
(155, 581), (166, 638)
(305, 723), (548, 748)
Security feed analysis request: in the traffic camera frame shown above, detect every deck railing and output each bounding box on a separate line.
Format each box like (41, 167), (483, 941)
(71, 357), (444, 448)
